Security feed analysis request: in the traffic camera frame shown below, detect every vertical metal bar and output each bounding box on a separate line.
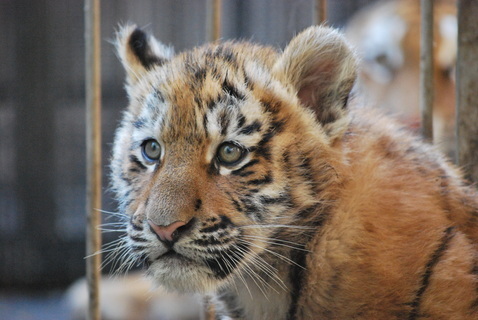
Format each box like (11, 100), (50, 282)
(456, 0), (478, 183)
(207, 0), (222, 42)
(315, 0), (327, 24)
(85, 0), (102, 319)
(213, 0), (222, 41)
(419, 0), (434, 142)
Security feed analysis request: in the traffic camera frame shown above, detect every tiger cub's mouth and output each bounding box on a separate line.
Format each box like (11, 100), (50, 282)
(126, 213), (251, 292)
(154, 250), (196, 265)
(160, 250), (183, 259)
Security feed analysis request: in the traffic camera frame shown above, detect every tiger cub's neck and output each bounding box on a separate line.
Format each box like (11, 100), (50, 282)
(216, 243), (311, 320)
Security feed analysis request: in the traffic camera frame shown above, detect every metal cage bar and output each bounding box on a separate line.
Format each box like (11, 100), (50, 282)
(456, 0), (478, 183)
(207, 0), (222, 42)
(315, 0), (327, 24)
(85, 0), (102, 319)
(419, 0), (434, 142)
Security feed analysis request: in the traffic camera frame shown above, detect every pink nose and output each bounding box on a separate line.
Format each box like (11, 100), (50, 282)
(148, 220), (186, 242)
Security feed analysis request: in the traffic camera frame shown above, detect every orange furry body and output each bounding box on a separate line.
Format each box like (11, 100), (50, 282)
(299, 108), (478, 319)
(110, 24), (478, 319)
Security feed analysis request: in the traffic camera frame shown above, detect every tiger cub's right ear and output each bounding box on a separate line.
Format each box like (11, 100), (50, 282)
(272, 26), (357, 140)
(115, 25), (174, 86)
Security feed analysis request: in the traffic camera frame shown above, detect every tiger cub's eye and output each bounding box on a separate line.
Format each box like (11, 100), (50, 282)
(217, 142), (246, 165)
(141, 139), (161, 163)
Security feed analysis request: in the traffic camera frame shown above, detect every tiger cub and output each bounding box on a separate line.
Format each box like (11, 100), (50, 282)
(111, 25), (478, 319)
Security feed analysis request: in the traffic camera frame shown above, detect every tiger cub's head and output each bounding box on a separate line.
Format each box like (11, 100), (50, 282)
(111, 25), (357, 293)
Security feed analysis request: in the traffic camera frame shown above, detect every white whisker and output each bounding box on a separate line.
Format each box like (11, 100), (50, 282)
(239, 224), (315, 230)
(242, 235), (310, 253)
(234, 243), (288, 292)
(228, 250), (272, 298)
(237, 239), (306, 270)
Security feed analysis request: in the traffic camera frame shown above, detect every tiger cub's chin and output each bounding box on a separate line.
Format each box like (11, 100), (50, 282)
(146, 259), (219, 294)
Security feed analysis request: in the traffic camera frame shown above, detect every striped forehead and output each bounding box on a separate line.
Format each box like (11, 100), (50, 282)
(128, 47), (280, 157)
(130, 89), (168, 142)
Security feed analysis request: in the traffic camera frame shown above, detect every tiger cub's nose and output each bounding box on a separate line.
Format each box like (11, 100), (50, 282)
(148, 220), (187, 244)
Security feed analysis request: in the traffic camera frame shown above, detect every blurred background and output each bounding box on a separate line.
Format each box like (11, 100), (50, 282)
(0, 0), (459, 319)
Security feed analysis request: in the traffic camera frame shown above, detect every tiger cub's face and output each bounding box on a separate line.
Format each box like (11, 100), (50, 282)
(111, 26), (357, 293)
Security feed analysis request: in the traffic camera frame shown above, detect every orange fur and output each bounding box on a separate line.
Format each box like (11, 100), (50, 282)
(111, 24), (478, 319)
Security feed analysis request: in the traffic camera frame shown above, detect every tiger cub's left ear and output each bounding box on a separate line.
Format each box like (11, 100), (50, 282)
(116, 25), (174, 86)
(273, 26), (358, 138)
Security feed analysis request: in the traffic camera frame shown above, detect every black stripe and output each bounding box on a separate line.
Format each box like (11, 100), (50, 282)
(216, 289), (245, 319)
(205, 46), (238, 66)
(144, 196), (150, 208)
(471, 262), (478, 311)
(239, 196), (262, 221)
(271, 119), (285, 133)
(250, 127), (280, 160)
(217, 47), (237, 64)
(210, 66), (221, 80)
(237, 171), (255, 177)
(194, 199), (202, 211)
(131, 223), (143, 231)
(153, 89), (165, 103)
(206, 217), (219, 223)
(297, 205), (318, 219)
(130, 245), (147, 252)
(407, 226), (455, 320)
(257, 130), (275, 148)
(246, 172), (272, 186)
(130, 235), (148, 242)
(298, 155), (314, 181)
(133, 117), (147, 129)
(129, 215), (143, 231)
(146, 90), (163, 111)
(200, 215), (232, 233)
(287, 205), (328, 319)
(204, 242), (249, 279)
(219, 111), (230, 136)
(239, 120), (262, 135)
(194, 236), (232, 246)
(122, 189), (132, 201)
(222, 79), (245, 100)
(139, 253), (151, 268)
(208, 162), (220, 175)
(120, 173), (133, 185)
(207, 95), (220, 110)
(194, 68), (207, 82)
(252, 120), (283, 160)
(260, 98), (280, 114)
(230, 196), (243, 213)
(231, 159), (260, 176)
(129, 155), (147, 171)
(259, 194), (291, 206)
(237, 113), (246, 128)
(202, 113), (209, 137)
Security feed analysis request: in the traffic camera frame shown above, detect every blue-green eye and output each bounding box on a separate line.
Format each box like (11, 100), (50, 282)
(141, 139), (161, 163)
(217, 142), (246, 165)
